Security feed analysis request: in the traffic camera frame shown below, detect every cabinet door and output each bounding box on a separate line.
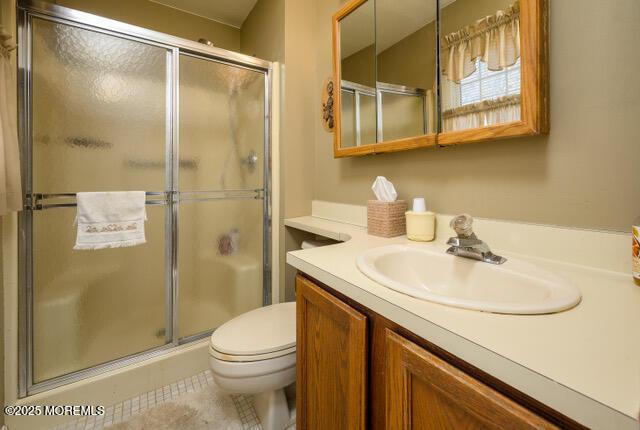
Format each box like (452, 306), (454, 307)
(296, 275), (367, 430)
(384, 329), (557, 430)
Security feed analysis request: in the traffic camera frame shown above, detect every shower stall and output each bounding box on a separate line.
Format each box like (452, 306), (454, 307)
(16, 0), (272, 396)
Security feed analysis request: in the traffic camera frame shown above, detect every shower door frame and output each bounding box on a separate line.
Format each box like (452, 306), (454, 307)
(16, 0), (273, 397)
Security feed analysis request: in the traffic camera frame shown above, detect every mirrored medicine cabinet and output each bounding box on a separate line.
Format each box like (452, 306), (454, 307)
(332, 0), (549, 157)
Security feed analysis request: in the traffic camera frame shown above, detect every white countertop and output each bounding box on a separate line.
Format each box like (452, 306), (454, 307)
(285, 215), (640, 430)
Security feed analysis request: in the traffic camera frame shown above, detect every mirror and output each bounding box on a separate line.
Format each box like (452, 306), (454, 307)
(339, 0), (377, 147)
(376, 0), (438, 141)
(333, 0), (547, 156)
(335, 0), (438, 151)
(440, 0), (521, 132)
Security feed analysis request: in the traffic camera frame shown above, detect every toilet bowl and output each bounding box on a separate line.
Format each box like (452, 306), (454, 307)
(209, 302), (296, 430)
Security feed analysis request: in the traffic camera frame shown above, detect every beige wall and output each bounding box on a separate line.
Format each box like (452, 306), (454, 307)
(342, 23), (436, 91)
(342, 44), (376, 87)
(441, 0), (515, 35)
(275, 0), (316, 300)
(241, 0), (285, 62)
(53, 0), (240, 51)
(377, 22), (436, 91)
(282, 0), (315, 220)
(310, 0), (640, 232)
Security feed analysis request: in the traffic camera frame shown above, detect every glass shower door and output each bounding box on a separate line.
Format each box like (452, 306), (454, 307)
(28, 18), (171, 383)
(177, 55), (266, 339)
(20, 4), (271, 395)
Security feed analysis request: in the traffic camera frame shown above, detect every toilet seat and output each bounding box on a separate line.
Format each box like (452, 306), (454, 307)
(209, 344), (296, 362)
(209, 350), (296, 380)
(209, 302), (296, 359)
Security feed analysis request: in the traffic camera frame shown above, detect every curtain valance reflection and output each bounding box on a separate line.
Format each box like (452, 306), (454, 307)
(442, 94), (520, 132)
(442, 1), (520, 84)
(0, 24), (22, 215)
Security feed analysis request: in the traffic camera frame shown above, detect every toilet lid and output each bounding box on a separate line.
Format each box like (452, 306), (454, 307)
(210, 302), (296, 357)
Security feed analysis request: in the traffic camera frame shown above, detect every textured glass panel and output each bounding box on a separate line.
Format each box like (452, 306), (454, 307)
(340, 90), (356, 148)
(31, 19), (168, 193)
(179, 55), (265, 191)
(32, 206), (166, 382)
(381, 92), (424, 141)
(359, 93), (377, 145)
(178, 199), (263, 338)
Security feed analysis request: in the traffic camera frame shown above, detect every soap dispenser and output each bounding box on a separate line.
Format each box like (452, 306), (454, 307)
(405, 198), (436, 242)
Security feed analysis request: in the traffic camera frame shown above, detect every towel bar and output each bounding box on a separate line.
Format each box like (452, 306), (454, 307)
(24, 192), (169, 211)
(23, 190), (265, 210)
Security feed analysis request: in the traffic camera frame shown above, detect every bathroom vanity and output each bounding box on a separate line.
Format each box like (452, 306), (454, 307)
(286, 210), (640, 430)
(296, 274), (567, 429)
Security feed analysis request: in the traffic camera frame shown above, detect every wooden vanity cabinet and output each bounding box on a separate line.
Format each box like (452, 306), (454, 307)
(296, 274), (584, 430)
(384, 329), (557, 429)
(296, 275), (368, 429)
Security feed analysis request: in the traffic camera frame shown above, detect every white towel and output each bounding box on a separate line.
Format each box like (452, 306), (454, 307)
(74, 191), (147, 250)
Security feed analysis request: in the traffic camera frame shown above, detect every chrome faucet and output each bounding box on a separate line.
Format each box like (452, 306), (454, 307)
(446, 214), (506, 265)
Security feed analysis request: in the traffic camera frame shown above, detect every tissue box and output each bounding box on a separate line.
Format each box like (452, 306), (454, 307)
(367, 200), (407, 237)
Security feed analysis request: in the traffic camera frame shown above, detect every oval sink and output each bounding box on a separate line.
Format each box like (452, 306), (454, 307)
(356, 244), (581, 314)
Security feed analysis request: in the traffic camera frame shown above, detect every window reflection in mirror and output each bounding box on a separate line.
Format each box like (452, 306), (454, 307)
(440, 0), (521, 132)
(339, 0), (377, 147)
(375, 0), (438, 141)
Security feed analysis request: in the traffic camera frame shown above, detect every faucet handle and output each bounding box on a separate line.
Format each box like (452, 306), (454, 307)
(450, 214), (474, 238)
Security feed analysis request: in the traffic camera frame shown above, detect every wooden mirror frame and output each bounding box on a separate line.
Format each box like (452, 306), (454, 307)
(332, 0), (549, 158)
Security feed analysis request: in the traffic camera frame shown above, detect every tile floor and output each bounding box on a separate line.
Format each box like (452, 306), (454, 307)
(231, 395), (262, 430)
(51, 370), (263, 430)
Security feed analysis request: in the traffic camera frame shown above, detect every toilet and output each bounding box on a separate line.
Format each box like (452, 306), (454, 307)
(209, 302), (296, 430)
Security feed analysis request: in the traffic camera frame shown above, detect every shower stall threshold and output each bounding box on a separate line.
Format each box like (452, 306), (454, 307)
(5, 340), (211, 430)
